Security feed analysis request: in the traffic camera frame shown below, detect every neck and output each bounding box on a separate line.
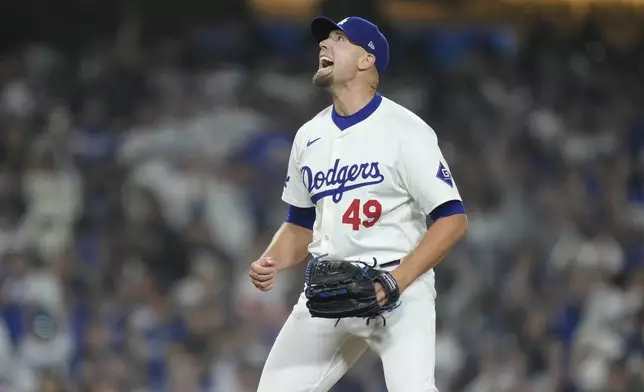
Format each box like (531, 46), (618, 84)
(331, 82), (376, 116)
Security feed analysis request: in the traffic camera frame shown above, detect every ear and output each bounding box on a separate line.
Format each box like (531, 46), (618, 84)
(357, 52), (376, 72)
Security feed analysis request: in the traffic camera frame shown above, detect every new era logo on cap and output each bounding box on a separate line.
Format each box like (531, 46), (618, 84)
(311, 16), (389, 74)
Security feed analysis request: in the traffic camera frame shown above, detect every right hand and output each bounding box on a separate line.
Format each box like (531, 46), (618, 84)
(249, 257), (278, 291)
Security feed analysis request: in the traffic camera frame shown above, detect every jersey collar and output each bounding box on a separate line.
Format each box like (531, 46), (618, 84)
(331, 93), (382, 131)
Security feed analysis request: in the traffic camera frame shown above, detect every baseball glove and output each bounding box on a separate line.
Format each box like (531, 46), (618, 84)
(304, 258), (401, 322)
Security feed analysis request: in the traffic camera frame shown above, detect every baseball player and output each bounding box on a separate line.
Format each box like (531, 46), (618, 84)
(249, 16), (468, 392)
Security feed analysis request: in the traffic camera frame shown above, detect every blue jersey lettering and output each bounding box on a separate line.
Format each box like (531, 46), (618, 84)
(302, 159), (385, 203)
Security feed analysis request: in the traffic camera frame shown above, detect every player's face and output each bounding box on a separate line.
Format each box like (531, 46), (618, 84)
(313, 31), (364, 88)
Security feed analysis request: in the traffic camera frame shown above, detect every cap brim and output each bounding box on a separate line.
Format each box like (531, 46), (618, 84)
(311, 17), (343, 43)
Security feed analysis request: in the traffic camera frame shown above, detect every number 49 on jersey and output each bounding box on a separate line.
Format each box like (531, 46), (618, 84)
(342, 199), (382, 231)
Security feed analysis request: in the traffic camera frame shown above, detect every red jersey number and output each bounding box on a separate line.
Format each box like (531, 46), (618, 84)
(341, 199), (383, 231)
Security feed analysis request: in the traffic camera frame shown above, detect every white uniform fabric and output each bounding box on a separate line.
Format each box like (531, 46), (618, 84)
(258, 95), (462, 392)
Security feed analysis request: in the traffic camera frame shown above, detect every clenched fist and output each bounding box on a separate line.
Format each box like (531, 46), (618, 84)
(249, 257), (277, 291)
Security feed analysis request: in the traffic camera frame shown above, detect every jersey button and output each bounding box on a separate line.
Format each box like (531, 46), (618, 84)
(324, 235), (329, 240)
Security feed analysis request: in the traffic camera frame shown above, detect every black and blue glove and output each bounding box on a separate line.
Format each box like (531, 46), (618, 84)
(304, 258), (400, 322)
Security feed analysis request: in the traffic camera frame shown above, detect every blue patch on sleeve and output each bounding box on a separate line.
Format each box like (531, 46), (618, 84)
(436, 162), (454, 187)
(430, 200), (465, 221)
(285, 204), (316, 230)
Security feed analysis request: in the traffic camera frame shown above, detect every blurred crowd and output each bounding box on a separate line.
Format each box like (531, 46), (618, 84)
(1, 2), (644, 392)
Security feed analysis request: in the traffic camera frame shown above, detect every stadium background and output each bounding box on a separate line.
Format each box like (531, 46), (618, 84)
(0, 0), (643, 391)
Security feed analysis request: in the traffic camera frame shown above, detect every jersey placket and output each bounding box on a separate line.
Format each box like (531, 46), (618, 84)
(320, 134), (345, 255)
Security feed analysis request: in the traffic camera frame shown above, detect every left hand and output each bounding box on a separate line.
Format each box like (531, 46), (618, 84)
(375, 269), (407, 306)
(375, 282), (388, 306)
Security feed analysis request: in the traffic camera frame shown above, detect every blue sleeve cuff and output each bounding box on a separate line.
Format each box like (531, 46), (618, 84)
(429, 200), (466, 222)
(285, 204), (316, 230)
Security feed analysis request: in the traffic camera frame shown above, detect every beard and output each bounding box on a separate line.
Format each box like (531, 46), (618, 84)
(312, 67), (334, 88)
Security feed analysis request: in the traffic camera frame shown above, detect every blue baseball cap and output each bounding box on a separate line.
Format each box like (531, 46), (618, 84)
(311, 16), (389, 75)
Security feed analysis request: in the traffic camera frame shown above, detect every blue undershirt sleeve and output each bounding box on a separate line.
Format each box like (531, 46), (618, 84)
(285, 204), (316, 230)
(429, 200), (466, 222)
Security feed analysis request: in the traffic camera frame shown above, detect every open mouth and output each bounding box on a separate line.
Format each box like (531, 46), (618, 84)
(319, 55), (334, 70)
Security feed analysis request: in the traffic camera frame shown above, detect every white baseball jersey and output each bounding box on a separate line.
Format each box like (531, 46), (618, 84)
(260, 93), (457, 392)
(281, 94), (462, 266)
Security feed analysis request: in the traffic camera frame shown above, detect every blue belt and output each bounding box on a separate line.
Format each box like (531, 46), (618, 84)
(379, 259), (401, 269)
(310, 255), (401, 269)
